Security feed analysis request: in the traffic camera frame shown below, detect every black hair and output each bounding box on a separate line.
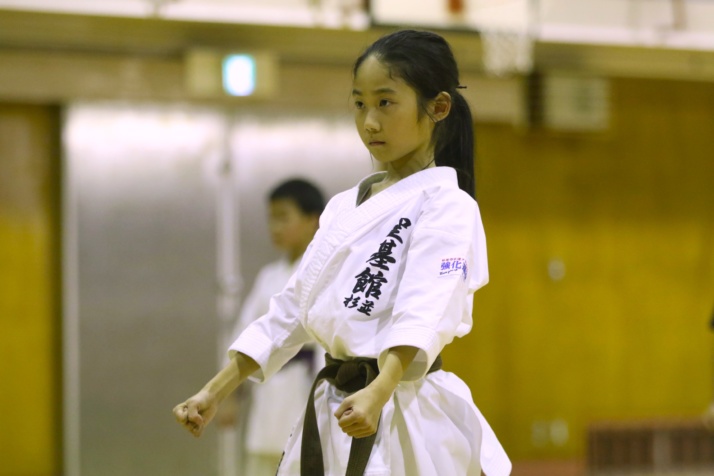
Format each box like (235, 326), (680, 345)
(269, 178), (325, 216)
(353, 30), (476, 198)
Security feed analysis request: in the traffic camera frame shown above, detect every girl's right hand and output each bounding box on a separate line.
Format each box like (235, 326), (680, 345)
(173, 390), (218, 438)
(173, 352), (259, 437)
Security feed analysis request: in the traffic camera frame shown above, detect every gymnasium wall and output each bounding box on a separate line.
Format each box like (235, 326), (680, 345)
(443, 77), (714, 460)
(0, 103), (61, 475)
(1, 16), (713, 473)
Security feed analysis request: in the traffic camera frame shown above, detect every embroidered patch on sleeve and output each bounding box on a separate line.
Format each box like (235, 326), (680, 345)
(439, 257), (468, 281)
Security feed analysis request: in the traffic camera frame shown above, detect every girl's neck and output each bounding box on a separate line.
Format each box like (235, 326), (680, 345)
(373, 151), (435, 195)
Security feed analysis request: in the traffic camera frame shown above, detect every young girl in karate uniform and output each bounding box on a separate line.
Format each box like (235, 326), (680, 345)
(174, 29), (512, 476)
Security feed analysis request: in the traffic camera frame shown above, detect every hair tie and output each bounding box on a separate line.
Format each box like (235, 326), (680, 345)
(456, 85), (467, 89)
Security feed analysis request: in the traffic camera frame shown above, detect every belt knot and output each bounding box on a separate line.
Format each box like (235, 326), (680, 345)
(299, 353), (442, 475)
(324, 355), (380, 394)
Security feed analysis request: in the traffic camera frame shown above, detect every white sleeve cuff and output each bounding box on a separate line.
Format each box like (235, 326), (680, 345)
(227, 325), (276, 382)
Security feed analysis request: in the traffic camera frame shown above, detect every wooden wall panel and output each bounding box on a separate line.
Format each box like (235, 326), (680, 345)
(443, 78), (714, 460)
(0, 103), (60, 475)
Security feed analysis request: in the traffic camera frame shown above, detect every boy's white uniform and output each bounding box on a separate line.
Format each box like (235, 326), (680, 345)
(230, 167), (511, 476)
(234, 259), (316, 459)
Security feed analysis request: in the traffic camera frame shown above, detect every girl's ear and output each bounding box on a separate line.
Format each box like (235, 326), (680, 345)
(431, 92), (452, 122)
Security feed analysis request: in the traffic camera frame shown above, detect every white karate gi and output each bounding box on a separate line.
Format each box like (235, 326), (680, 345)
(230, 167), (511, 476)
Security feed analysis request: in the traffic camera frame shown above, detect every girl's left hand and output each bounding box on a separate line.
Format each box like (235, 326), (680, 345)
(334, 386), (386, 438)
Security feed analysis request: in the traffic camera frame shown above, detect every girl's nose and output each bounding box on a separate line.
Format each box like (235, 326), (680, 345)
(364, 111), (380, 133)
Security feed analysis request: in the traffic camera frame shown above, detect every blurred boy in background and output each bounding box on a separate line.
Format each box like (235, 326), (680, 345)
(224, 178), (325, 474)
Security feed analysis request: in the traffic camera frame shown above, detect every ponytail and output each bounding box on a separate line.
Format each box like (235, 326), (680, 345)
(434, 91), (475, 199)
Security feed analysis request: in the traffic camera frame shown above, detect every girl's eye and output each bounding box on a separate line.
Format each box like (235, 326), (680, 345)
(354, 101), (365, 109)
(379, 99), (391, 107)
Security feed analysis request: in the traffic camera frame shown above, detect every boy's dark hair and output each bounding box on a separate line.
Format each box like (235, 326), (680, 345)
(353, 30), (476, 199)
(269, 178), (325, 216)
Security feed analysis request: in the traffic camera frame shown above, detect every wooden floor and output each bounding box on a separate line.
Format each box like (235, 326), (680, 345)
(510, 459), (714, 475)
(511, 459), (586, 476)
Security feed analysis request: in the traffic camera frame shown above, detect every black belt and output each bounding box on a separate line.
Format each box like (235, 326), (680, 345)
(300, 353), (443, 476)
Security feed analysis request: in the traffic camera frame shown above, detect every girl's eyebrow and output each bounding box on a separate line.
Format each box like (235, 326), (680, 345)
(352, 87), (397, 96)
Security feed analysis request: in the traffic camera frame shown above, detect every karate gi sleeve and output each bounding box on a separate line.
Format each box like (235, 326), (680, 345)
(378, 190), (489, 381)
(228, 268), (312, 382)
